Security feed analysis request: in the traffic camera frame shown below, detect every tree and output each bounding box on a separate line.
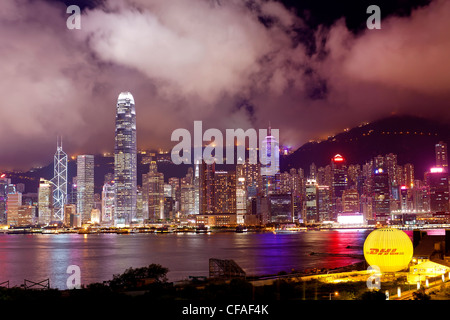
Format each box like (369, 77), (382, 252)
(109, 264), (169, 290)
(359, 290), (386, 300)
(412, 287), (431, 300)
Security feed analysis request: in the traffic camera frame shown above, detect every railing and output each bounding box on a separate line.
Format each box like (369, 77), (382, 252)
(23, 279), (50, 290)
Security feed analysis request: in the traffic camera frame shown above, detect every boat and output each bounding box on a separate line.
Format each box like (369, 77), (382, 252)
(273, 226), (307, 234)
(195, 225), (209, 234)
(235, 225), (248, 233)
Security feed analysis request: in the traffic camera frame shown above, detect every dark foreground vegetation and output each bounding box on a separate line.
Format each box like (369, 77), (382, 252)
(0, 264), (432, 303)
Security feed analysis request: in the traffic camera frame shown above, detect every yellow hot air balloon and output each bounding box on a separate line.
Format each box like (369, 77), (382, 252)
(363, 228), (413, 273)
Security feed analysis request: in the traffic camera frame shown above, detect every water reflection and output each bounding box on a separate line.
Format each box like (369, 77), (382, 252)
(0, 230), (371, 289)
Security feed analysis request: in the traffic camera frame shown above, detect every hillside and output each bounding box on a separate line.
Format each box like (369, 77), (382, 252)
(281, 115), (450, 178)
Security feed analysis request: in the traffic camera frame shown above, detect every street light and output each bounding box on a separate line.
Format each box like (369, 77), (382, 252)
(329, 291), (338, 300)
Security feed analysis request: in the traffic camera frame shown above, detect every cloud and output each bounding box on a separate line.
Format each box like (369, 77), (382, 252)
(0, 0), (448, 170)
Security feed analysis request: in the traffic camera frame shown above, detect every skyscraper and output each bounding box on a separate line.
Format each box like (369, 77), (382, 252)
(261, 125), (280, 196)
(114, 92), (137, 226)
(200, 161), (215, 214)
(38, 178), (53, 225)
(77, 155), (94, 224)
(52, 137), (67, 222)
(436, 141), (448, 172)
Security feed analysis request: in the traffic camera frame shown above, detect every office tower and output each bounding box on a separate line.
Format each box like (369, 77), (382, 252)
(200, 161), (215, 214)
(317, 185), (331, 221)
(6, 192), (22, 226)
(385, 153), (398, 186)
(52, 137), (67, 222)
(114, 92), (137, 226)
(269, 194), (293, 223)
(372, 168), (390, 223)
(102, 181), (115, 225)
(77, 155), (94, 224)
(331, 154), (348, 216)
(168, 177), (180, 212)
(305, 179), (318, 223)
(17, 205), (35, 226)
(180, 184), (195, 215)
(436, 141), (448, 172)
(427, 167), (449, 213)
(309, 163), (317, 180)
(347, 164), (361, 189)
(38, 178), (53, 225)
(342, 189), (359, 213)
(143, 167), (164, 221)
(64, 204), (76, 227)
(261, 126), (280, 196)
(136, 187), (145, 223)
(242, 160), (261, 197)
(236, 169), (246, 225)
(0, 175), (10, 224)
(404, 163), (415, 189)
(194, 161), (200, 214)
(214, 171), (236, 214)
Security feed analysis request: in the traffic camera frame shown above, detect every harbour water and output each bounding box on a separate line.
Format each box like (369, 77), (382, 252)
(0, 229), (372, 289)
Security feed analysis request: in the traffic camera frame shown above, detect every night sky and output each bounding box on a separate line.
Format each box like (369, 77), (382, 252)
(1, 0), (449, 170)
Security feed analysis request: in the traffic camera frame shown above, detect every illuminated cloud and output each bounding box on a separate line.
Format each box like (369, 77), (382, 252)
(0, 0), (448, 169)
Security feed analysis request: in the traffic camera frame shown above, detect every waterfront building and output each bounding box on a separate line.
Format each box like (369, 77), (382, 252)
(17, 205), (35, 226)
(101, 181), (115, 225)
(6, 192), (22, 226)
(52, 137), (68, 222)
(331, 154), (348, 217)
(38, 178), (53, 225)
(64, 204), (76, 227)
(269, 194), (293, 223)
(77, 155), (94, 224)
(114, 92), (137, 226)
(0, 175), (11, 224)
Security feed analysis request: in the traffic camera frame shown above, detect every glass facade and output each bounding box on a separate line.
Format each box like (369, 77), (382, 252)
(114, 92), (137, 226)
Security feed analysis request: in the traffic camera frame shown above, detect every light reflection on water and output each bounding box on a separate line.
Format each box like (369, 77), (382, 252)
(0, 230), (372, 289)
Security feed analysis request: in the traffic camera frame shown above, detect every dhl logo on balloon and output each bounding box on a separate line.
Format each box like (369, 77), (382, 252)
(366, 248), (404, 255)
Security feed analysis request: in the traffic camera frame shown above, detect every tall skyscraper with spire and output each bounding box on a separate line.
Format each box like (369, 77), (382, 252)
(52, 136), (67, 222)
(114, 92), (137, 226)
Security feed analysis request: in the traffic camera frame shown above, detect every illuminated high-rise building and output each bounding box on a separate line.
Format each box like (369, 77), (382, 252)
(214, 170), (236, 214)
(200, 161), (215, 214)
(0, 175), (10, 224)
(114, 92), (137, 226)
(342, 189), (359, 213)
(102, 181), (115, 225)
(331, 154), (348, 217)
(261, 125), (280, 196)
(77, 155), (94, 224)
(372, 168), (390, 223)
(427, 167), (449, 213)
(6, 192), (22, 226)
(52, 137), (68, 222)
(38, 178), (53, 225)
(142, 162), (164, 222)
(436, 141), (448, 172)
(305, 179), (318, 223)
